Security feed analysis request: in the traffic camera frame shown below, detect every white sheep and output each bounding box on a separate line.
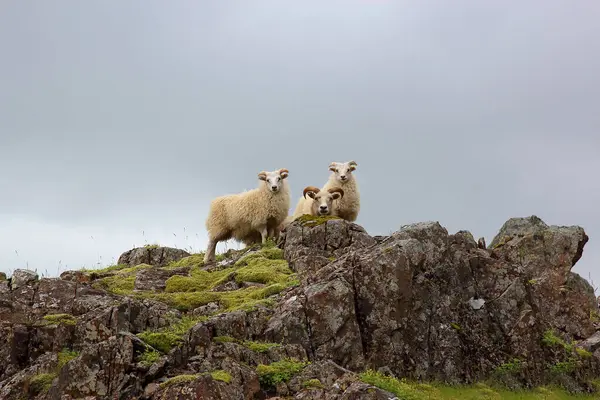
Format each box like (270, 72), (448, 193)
(280, 185), (344, 231)
(297, 186), (345, 217)
(320, 160), (360, 222)
(204, 168), (291, 263)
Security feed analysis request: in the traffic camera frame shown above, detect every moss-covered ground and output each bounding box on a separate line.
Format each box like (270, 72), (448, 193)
(213, 335), (282, 353)
(295, 214), (341, 227)
(42, 313), (77, 326)
(256, 358), (309, 388)
(359, 370), (600, 400)
(137, 315), (208, 353)
(90, 242), (298, 313)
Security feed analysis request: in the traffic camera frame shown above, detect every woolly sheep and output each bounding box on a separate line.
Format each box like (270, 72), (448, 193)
(320, 160), (360, 222)
(280, 185), (344, 231)
(204, 168), (291, 264)
(296, 186), (345, 217)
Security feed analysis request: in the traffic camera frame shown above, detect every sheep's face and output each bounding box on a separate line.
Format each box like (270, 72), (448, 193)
(258, 169), (289, 193)
(305, 187), (344, 216)
(328, 161), (357, 184)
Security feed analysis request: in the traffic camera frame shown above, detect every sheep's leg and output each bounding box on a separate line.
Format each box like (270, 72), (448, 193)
(204, 238), (218, 264)
(267, 227), (275, 239)
(259, 226), (269, 244)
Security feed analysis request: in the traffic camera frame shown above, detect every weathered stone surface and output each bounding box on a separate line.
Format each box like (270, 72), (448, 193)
(59, 270), (91, 284)
(272, 216), (600, 387)
(10, 269), (39, 290)
(192, 302), (219, 317)
(488, 215), (549, 248)
(118, 246), (191, 268)
(149, 373), (246, 400)
(0, 215), (599, 399)
(134, 267), (190, 291)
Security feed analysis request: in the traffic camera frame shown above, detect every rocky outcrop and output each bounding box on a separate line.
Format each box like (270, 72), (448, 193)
(118, 246), (190, 268)
(0, 217), (599, 399)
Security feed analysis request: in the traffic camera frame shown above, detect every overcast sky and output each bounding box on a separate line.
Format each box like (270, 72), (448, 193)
(1, 1), (599, 291)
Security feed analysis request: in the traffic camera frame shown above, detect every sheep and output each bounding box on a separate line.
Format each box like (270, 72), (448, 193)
(280, 186), (344, 231)
(203, 168), (291, 264)
(297, 186), (345, 217)
(320, 160), (360, 222)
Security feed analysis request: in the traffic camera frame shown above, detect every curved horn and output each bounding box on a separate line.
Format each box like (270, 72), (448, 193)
(279, 168), (289, 175)
(348, 160), (357, 167)
(258, 171), (267, 181)
(328, 187), (344, 198)
(303, 186), (320, 198)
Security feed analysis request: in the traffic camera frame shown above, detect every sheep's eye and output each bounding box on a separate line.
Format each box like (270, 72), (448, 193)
(277, 177), (281, 181)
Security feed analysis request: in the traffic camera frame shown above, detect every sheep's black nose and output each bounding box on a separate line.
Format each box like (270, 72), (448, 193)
(271, 185), (278, 190)
(340, 175), (346, 180)
(320, 205), (327, 210)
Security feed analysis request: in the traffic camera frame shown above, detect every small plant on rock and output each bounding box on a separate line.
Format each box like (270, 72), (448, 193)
(256, 358), (309, 388)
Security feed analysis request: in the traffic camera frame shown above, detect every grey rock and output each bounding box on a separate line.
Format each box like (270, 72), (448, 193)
(118, 246), (191, 268)
(10, 269), (38, 290)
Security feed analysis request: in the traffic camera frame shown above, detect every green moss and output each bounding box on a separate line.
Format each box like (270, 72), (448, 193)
(138, 332), (182, 353)
(256, 358), (309, 388)
(210, 370), (232, 383)
(82, 263), (130, 274)
(142, 246), (295, 312)
(542, 329), (573, 352)
(235, 247), (284, 267)
(296, 214), (341, 227)
(139, 348), (161, 367)
(214, 336), (236, 343)
(213, 336), (282, 353)
(159, 374), (199, 389)
(575, 347), (592, 358)
(360, 370), (600, 400)
(165, 267), (236, 293)
(550, 358), (578, 374)
(93, 275), (136, 295)
(302, 378), (324, 389)
(137, 315), (207, 353)
(43, 313), (77, 326)
(590, 310), (600, 323)
(360, 370), (439, 400)
(493, 359), (524, 376)
(29, 373), (56, 394)
(57, 348), (79, 369)
(243, 340), (282, 353)
(450, 323), (462, 331)
(164, 253), (205, 270)
(144, 243), (160, 249)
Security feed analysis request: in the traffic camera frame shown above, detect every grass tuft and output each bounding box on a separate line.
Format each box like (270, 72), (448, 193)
(137, 315), (207, 353)
(256, 358), (309, 388)
(43, 313), (77, 326)
(210, 370), (232, 383)
(159, 374), (199, 389)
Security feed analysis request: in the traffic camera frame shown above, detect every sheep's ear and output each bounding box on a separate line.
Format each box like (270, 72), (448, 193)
(329, 162), (337, 172)
(307, 191), (317, 199)
(279, 168), (289, 179)
(258, 172), (267, 181)
(332, 192), (342, 200)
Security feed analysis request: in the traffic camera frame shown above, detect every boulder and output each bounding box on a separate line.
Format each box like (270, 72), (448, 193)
(118, 246), (191, 268)
(10, 269), (38, 290)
